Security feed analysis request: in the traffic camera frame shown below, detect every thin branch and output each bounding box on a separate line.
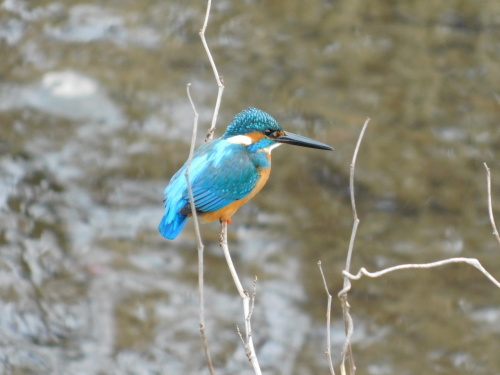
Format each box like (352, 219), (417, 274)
(236, 325), (246, 349)
(185, 84), (215, 375)
(220, 221), (262, 375)
(249, 276), (257, 324)
(338, 117), (370, 375)
(343, 257), (500, 289)
(236, 276), (259, 363)
(484, 163), (500, 246)
(185, 85), (203, 247)
(318, 261), (336, 375)
(199, 0), (225, 142)
(344, 117), (370, 274)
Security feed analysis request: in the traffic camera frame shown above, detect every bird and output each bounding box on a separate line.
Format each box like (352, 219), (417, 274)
(159, 107), (333, 239)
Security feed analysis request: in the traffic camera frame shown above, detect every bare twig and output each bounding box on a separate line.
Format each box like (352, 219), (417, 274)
(484, 163), (500, 246)
(220, 221), (262, 375)
(249, 276), (257, 324)
(185, 84), (215, 375)
(236, 325), (246, 349)
(343, 257), (500, 288)
(185, 85), (203, 246)
(318, 261), (336, 375)
(236, 276), (258, 362)
(342, 117), (370, 280)
(338, 117), (370, 375)
(200, 0), (225, 141)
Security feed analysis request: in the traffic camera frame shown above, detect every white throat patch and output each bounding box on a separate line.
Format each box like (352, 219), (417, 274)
(226, 135), (252, 145)
(263, 143), (282, 154)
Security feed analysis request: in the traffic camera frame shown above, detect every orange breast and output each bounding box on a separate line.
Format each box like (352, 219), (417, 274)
(199, 158), (271, 223)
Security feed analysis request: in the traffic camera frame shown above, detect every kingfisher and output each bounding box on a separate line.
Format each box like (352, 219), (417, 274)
(159, 107), (333, 239)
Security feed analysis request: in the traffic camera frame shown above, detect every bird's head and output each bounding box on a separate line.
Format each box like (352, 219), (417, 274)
(222, 107), (333, 153)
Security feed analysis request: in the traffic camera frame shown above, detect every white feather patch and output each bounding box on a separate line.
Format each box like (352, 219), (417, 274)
(226, 135), (253, 145)
(263, 143), (282, 154)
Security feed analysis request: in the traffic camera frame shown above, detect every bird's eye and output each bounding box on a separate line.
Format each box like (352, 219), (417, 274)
(264, 129), (277, 138)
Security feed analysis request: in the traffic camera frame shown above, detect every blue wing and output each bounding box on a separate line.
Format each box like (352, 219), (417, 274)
(158, 139), (261, 239)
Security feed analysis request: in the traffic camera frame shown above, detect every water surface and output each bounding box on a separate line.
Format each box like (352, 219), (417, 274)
(1, 0), (499, 374)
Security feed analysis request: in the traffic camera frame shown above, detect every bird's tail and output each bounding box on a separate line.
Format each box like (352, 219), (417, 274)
(158, 210), (188, 240)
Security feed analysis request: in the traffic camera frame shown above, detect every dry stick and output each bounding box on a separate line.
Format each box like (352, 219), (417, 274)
(200, 0), (225, 142)
(338, 117), (371, 375)
(249, 276), (258, 326)
(236, 276), (259, 361)
(484, 163), (500, 246)
(219, 221), (262, 375)
(318, 261), (336, 375)
(185, 84), (216, 375)
(343, 258), (500, 288)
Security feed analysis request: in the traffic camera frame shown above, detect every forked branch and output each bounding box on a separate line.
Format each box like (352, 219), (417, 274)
(343, 164), (500, 288)
(220, 221), (262, 375)
(323, 120), (500, 375)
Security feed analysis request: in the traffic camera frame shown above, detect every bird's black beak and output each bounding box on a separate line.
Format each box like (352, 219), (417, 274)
(276, 131), (333, 151)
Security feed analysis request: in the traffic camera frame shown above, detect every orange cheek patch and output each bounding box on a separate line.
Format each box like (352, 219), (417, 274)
(246, 131), (266, 142)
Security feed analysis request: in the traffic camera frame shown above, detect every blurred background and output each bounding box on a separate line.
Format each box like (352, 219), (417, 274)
(1, 0), (499, 374)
